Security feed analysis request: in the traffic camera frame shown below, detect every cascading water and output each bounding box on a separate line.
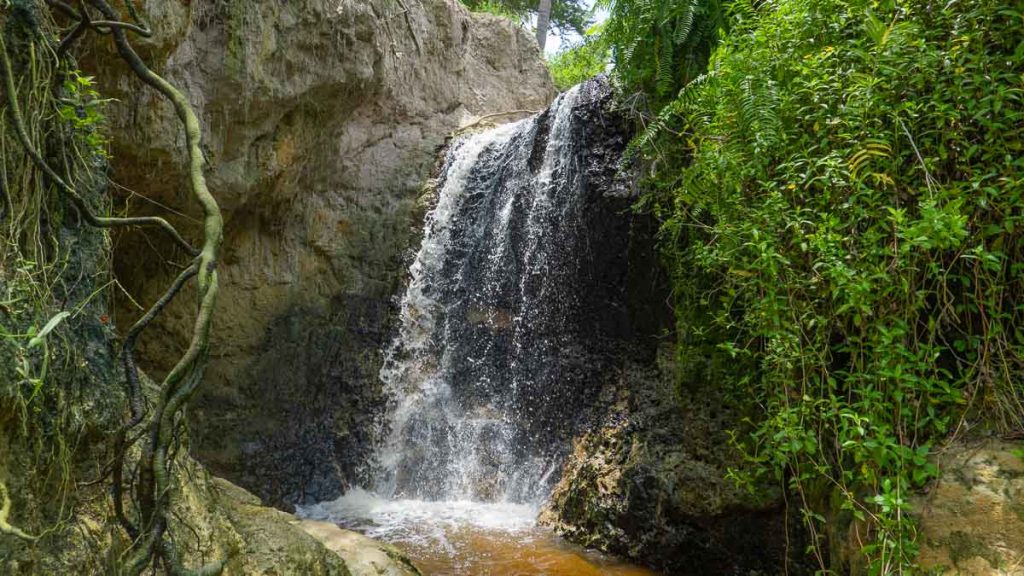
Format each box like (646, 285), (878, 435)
(372, 86), (588, 505)
(299, 80), (655, 575)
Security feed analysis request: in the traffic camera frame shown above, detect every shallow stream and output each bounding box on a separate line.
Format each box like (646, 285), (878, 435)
(299, 490), (658, 576)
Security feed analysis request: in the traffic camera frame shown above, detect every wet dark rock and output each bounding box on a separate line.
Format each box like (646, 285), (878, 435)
(530, 78), (799, 574)
(540, 350), (798, 575)
(374, 77), (653, 502)
(191, 293), (392, 507)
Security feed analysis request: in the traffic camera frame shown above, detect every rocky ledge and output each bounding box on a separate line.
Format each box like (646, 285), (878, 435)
(539, 347), (796, 575)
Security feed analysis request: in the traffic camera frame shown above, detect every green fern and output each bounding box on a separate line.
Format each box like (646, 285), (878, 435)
(675, 0), (698, 45)
(600, 0), (727, 110)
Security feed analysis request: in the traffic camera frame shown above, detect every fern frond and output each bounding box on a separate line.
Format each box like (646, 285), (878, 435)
(656, 36), (676, 96)
(675, 0), (698, 46)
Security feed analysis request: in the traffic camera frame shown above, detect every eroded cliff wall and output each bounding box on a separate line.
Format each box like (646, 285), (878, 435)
(91, 0), (555, 507)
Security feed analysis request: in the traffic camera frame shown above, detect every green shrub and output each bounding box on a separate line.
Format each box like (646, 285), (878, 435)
(546, 27), (608, 91)
(624, 0), (1024, 570)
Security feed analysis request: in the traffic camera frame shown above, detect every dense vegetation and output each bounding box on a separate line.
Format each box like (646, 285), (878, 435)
(558, 0), (1024, 571)
(1, 2), (224, 573)
(4, 0), (1021, 573)
(0, 6), (115, 554)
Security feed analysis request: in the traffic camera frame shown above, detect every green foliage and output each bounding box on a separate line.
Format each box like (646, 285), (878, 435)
(0, 6), (121, 550)
(546, 24), (608, 90)
(57, 71), (111, 158)
(630, 0), (1024, 571)
(463, 0), (522, 20)
(459, 0), (591, 37)
(599, 0), (728, 110)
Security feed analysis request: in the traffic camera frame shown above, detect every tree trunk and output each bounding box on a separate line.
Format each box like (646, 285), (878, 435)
(536, 0), (552, 52)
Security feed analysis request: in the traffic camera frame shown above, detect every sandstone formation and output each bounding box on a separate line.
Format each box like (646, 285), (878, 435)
(913, 440), (1024, 575)
(92, 0), (556, 507)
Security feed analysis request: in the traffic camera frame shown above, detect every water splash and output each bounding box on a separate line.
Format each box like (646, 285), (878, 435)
(370, 86), (601, 504)
(300, 488), (539, 539)
(297, 489), (658, 576)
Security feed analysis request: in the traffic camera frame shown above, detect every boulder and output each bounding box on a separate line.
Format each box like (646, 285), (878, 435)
(299, 520), (422, 576)
(540, 347), (797, 575)
(913, 440), (1024, 575)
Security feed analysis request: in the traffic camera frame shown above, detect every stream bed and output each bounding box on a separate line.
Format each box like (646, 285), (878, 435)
(299, 489), (658, 576)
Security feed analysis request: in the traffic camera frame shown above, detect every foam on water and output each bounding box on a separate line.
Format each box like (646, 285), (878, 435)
(298, 488), (541, 566)
(298, 488), (539, 541)
(297, 489), (658, 576)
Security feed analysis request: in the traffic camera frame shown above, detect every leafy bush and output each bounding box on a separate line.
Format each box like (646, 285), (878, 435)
(620, 0), (1024, 570)
(546, 26), (608, 91)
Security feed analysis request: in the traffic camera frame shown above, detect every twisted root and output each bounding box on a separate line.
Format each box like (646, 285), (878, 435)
(0, 481), (37, 542)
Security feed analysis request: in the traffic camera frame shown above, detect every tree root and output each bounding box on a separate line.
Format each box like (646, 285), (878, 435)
(0, 481), (37, 542)
(86, 0), (225, 573)
(46, 0), (152, 35)
(0, 34), (198, 257)
(56, 1), (91, 58)
(113, 262), (199, 539)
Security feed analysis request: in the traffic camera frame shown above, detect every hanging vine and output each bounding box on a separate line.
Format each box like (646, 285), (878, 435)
(1, 1), (224, 573)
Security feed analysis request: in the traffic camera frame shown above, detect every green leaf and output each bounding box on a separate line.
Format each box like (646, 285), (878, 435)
(27, 311), (71, 349)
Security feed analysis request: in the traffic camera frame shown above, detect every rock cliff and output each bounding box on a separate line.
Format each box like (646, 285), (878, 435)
(92, 0), (556, 507)
(913, 440), (1024, 575)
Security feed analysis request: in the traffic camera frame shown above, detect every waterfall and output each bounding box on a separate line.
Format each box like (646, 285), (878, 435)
(370, 85), (611, 504)
(296, 79), (655, 573)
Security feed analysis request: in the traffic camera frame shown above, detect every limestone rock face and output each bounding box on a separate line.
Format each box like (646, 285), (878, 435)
(913, 440), (1024, 575)
(95, 0), (555, 507)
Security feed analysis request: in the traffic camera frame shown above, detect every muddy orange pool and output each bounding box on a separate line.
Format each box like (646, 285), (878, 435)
(299, 489), (659, 575)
